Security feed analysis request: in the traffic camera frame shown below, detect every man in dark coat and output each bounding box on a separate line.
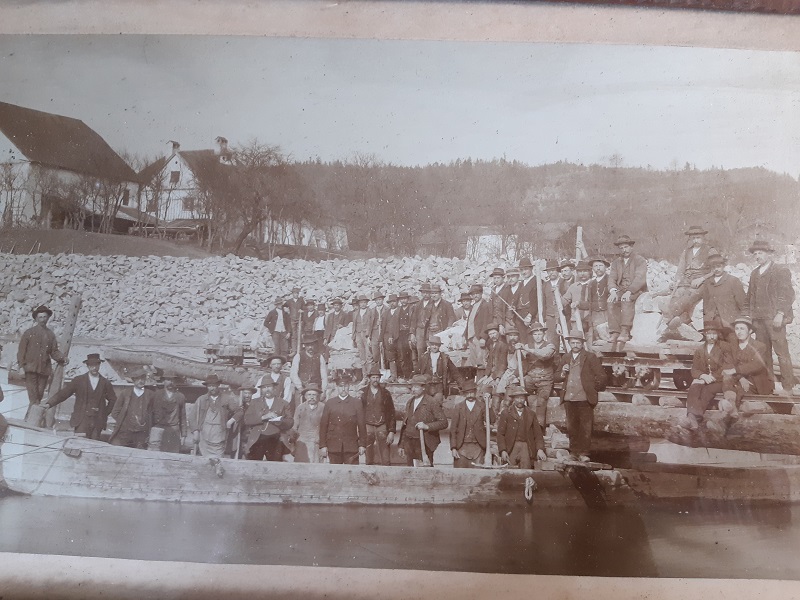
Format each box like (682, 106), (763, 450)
(319, 373), (366, 464)
(43, 353), (116, 440)
(148, 375), (188, 453)
(608, 235), (648, 350)
(746, 239), (798, 395)
(553, 330), (608, 462)
(587, 256), (611, 346)
(285, 287), (305, 354)
(450, 380), (491, 468)
(192, 374), (243, 458)
(109, 369), (155, 449)
(398, 374), (448, 466)
(496, 385), (546, 469)
(360, 370), (396, 465)
(395, 293), (415, 381)
(677, 319), (733, 432)
(699, 253), (746, 343)
(426, 284), (456, 338)
(263, 299), (291, 357)
(243, 377), (293, 461)
(494, 268), (526, 340)
(417, 334), (463, 404)
(382, 294), (401, 382)
(17, 305), (66, 416)
(410, 283), (433, 371)
(463, 284), (493, 372)
(517, 258), (541, 345)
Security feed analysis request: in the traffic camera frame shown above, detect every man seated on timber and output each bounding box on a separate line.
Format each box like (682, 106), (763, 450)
(319, 373), (367, 464)
(292, 385), (325, 463)
(243, 376), (294, 461)
(450, 380), (491, 468)
(148, 375), (188, 453)
(518, 322), (556, 425)
(708, 315), (775, 435)
(678, 319), (733, 432)
(42, 353), (116, 441)
(607, 235), (648, 351)
(361, 370), (397, 466)
(417, 334), (463, 406)
(553, 330), (607, 462)
(109, 368), (155, 449)
(192, 374), (243, 458)
(659, 226), (716, 342)
(496, 386), (546, 469)
(398, 374), (448, 466)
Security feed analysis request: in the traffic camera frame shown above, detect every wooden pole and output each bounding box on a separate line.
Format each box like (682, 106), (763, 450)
(552, 286), (571, 351)
(484, 391), (493, 467)
(420, 432), (430, 466)
(535, 259), (544, 326)
(44, 293), (83, 428)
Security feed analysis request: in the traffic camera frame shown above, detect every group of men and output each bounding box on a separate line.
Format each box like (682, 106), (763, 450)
(14, 229), (798, 469)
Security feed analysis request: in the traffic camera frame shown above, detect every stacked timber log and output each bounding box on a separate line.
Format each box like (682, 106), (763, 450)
(0, 251), (798, 361)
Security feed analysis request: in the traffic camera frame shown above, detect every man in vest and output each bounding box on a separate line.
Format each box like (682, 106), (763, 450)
(109, 368), (155, 449)
(463, 284), (493, 373)
(746, 239), (799, 396)
(496, 386), (546, 469)
(382, 294), (401, 382)
(426, 284), (456, 339)
(587, 256), (611, 346)
(418, 334), (462, 406)
(517, 257), (541, 345)
(659, 225), (717, 342)
(396, 292), (415, 381)
(360, 370), (396, 465)
(495, 268), (526, 339)
(42, 352), (116, 441)
(541, 260), (562, 349)
(243, 376), (293, 461)
(487, 267), (506, 335)
(324, 298), (351, 351)
(398, 374), (448, 466)
(562, 261), (593, 342)
(290, 335), (328, 402)
(450, 380), (490, 468)
(319, 373), (366, 464)
(17, 304), (66, 419)
(410, 283), (433, 372)
(351, 294), (377, 382)
(263, 354), (293, 406)
(608, 235), (648, 351)
(148, 375), (188, 453)
(519, 322), (557, 425)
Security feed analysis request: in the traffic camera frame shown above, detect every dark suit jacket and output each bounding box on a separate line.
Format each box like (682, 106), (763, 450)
(701, 273), (746, 327)
(263, 307), (291, 334)
(518, 277), (541, 322)
(243, 395), (293, 451)
(463, 299), (493, 342)
(382, 308), (401, 343)
(360, 385), (397, 433)
(418, 350), (463, 391)
(324, 310), (352, 343)
(554, 350), (608, 407)
(609, 254), (648, 299)
(399, 394), (448, 451)
(728, 339), (773, 394)
(319, 395), (367, 453)
(450, 399), (490, 450)
(193, 392), (243, 433)
(46, 372), (117, 429)
(427, 299), (456, 333)
(747, 262), (795, 323)
(690, 342), (732, 381)
(486, 339), (509, 379)
(109, 387), (155, 442)
(495, 283), (525, 332)
(496, 407), (545, 455)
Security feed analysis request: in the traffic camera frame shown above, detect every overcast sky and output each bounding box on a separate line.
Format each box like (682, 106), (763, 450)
(0, 35), (798, 173)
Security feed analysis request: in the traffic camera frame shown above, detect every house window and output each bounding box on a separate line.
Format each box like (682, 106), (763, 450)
(170, 171), (180, 185)
(122, 189), (130, 206)
(182, 196), (195, 211)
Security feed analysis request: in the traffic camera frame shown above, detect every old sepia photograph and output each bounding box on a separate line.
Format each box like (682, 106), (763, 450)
(0, 7), (800, 596)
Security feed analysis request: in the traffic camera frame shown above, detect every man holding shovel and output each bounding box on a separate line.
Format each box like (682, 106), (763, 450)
(399, 374), (447, 466)
(18, 305), (65, 420)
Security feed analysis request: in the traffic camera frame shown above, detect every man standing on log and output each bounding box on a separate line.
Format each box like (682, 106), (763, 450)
(659, 225), (716, 342)
(554, 330), (607, 462)
(417, 334), (462, 406)
(450, 380), (490, 468)
(608, 235), (648, 351)
(292, 385), (325, 463)
(352, 294), (377, 381)
(699, 253), (746, 344)
(746, 239), (799, 396)
(464, 284), (492, 374)
(678, 319), (733, 432)
(587, 256), (611, 346)
(148, 375), (188, 452)
(42, 353), (116, 441)
(319, 373), (366, 465)
(382, 294), (401, 382)
(562, 261), (593, 342)
(370, 291), (387, 374)
(398, 374), (448, 466)
(285, 287), (304, 354)
(17, 305), (66, 417)
(192, 374), (242, 458)
(360, 370), (396, 466)
(496, 386), (546, 469)
(109, 368), (155, 449)
(410, 283), (433, 372)
(243, 376), (293, 461)
(263, 298), (291, 358)
(396, 293), (414, 381)
(487, 267), (506, 333)
(519, 322), (557, 425)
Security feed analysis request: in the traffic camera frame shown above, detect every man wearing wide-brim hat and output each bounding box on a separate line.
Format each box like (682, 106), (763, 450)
(562, 261), (593, 343)
(191, 373), (243, 458)
(409, 283), (434, 372)
(450, 379), (490, 468)
(464, 283), (493, 372)
(698, 253), (745, 344)
(607, 235), (648, 350)
(370, 291), (388, 378)
(518, 322), (557, 425)
(285, 287), (305, 354)
(540, 259), (563, 349)
(418, 333), (463, 406)
(262, 298), (291, 358)
(660, 225), (718, 342)
(360, 369), (397, 466)
(398, 374), (448, 466)
(381, 293), (402, 382)
(42, 353), (117, 441)
(291, 385), (326, 463)
(496, 385), (546, 469)
(495, 267), (526, 343)
(290, 334), (329, 404)
(243, 374), (293, 461)
(553, 329), (608, 462)
(517, 257), (542, 346)
(586, 256), (612, 346)
(109, 367), (156, 449)
(427, 283), (456, 342)
(263, 353), (292, 404)
(487, 268), (507, 343)
(351, 293), (377, 382)
(323, 297), (351, 352)
(678, 319), (734, 432)
(746, 238), (799, 395)
(17, 304), (66, 418)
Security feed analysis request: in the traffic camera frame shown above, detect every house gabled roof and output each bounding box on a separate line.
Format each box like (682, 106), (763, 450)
(139, 149), (230, 190)
(0, 101), (137, 181)
(138, 155), (171, 185)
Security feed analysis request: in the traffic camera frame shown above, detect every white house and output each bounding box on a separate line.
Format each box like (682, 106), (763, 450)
(0, 101), (140, 231)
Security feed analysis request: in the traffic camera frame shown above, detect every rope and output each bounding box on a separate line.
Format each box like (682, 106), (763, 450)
(524, 476), (536, 501)
(0, 439), (67, 463)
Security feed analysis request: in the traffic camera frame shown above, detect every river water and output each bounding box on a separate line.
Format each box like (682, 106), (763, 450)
(1, 495), (799, 579)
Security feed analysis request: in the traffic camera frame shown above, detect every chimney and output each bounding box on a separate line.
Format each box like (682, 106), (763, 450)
(168, 140), (180, 153)
(214, 136), (229, 156)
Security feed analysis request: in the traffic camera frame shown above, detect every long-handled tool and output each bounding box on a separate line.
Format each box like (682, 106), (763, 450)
(495, 293), (536, 335)
(483, 391), (493, 467)
(415, 431), (431, 467)
(535, 259), (544, 326)
(552, 285), (571, 352)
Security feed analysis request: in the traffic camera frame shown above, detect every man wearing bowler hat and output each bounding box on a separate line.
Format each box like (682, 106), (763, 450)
(426, 283), (456, 339)
(324, 297), (351, 351)
(517, 257), (541, 345)
(398, 374), (448, 466)
(396, 292), (415, 381)
(410, 283), (434, 372)
(290, 335), (328, 405)
(262, 298), (291, 358)
(495, 267), (526, 340)
(370, 291), (387, 373)
(541, 259), (563, 349)
(192, 373), (243, 458)
(285, 287), (305, 354)
(464, 284), (493, 372)
(746, 239), (799, 395)
(608, 235), (648, 351)
(417, 333), (463, 406)
(243, 375), (293, 461)
(450, 380), (491, 468)
(351, 294), (377, 381)
(42, 353), (116, 441)
(660, 225), (717, 341)
(381, 294), (402, 382)
(292, 385), (326, 463)
(554, 329), (607, 462)
(109, 368), (155, 449)
(496, 386), (546, 469)
(17, 304), (66, 417)
(360, 369), (396, 465)
(699, 252), (746, 344)
(319, 373), (366, 464)
(519, 322), (557, 425)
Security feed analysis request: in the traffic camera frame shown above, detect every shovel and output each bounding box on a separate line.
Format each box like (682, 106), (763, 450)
(414, 433), (431, 467)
